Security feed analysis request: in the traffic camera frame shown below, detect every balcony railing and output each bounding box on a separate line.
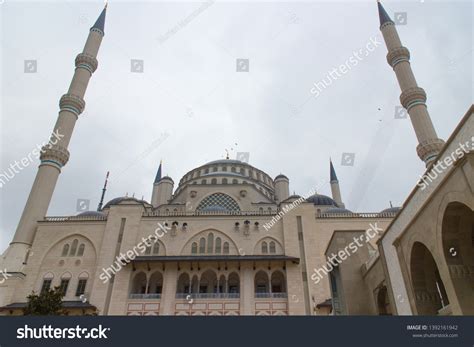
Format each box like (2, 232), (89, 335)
(142, 210), (277, 217)
(129, 293), (161, 299)
(175, 293), (240, 299)
(254, 292), (288, 299)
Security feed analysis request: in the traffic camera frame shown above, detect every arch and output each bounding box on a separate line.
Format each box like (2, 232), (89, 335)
(181, 229), (239, 255)
(201, 179), (207, 184)
(191, 242), (198, 254)
(196, 193), (240, 212)
(269, 241), (276, 254)
(255, 271), (269, 294)
(131, 272), (147, 294)
(207, 233), (214, 254)
(271, 270), (286, 293)
(152, 241), (160, 254)
(228, 272), (240, 294)
(410, 242), (449, 315)
(199, 238), (206, 254)
(61, 244), (69, 257)
(78, 271), (89, 279)
(70, 239), (78, 256)
(231, 167), (236, 173)
(211, 178), (217, 184)
(262, 241), (268, 254)
(219, 274), (226, 293)
(149, 271), (163, 294)
(177, 273), (190, 294)
(60, 271), (72, 279)
(377, 286), (392, 315)
(215, 237), (222, 254)
(232, 179), (238, 184)
(254, 236), (284, 255)
(77, 243), (85, 256)
(191, 274), (199, 294)
(200, 270), (218, 294)
(441, 202), (474, 314)
(222, 178), (228, 184)
(223, 242), (229, 254)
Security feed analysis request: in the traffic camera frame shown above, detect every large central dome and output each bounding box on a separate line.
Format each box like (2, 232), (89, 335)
(175, 159), (276, 200)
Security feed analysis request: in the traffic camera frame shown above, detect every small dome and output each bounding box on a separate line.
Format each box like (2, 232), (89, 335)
(325, 207), (352, 214)
(103, 197), (150, 209)
(379, 206), (401, 215)
(306, 194), (337, 206)
(76, 211), (106, 217)
(286, 194), (302, 200)
(275, 174), (288, 180)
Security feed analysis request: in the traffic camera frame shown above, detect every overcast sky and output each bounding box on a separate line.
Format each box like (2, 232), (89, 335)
(0, 0), (472, 253)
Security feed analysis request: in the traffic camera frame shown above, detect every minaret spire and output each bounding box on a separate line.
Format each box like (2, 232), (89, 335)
(1, 6), (107, 271)
(329, 159), (344, 208)
(377, 1), (444, 166)
(97, 171), (110, 211)
(154, 160), (162, 183)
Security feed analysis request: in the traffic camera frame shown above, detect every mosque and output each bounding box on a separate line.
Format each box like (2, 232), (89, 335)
(0, 2), (472, 315)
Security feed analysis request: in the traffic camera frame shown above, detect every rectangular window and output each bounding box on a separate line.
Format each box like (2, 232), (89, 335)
(75, 279), (87, 296)
(41, 279), (52, 294)
(59, 279), (70, 296)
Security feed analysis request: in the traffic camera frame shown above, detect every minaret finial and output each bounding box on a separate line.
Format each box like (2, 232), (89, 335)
(97, 171), (109, 211)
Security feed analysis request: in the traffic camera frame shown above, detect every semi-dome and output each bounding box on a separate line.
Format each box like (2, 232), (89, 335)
(102, 197), (150, 209)
(76, 211), (106, 217)
(306, 194), (337, 206)
(325, 207), (352, 214)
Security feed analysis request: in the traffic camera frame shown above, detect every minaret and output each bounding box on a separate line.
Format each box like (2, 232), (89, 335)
(377, 1), (444, 166)
(1, 5), (107, 271)
(151, 161), (174, 207)
(330, 160), (344, 208)
(97, 171), (110, 211)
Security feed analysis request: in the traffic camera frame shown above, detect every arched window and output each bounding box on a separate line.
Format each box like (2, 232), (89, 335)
(70, 239), (78, 256)
(240, 167), (245, 174)
(199, 238), (206, 254)
(231, 167), (236, 173)
(222, 166), (227, 172)
(191, 242), (197, 254)
(232, 179), (238, 184)
(207, 233), (214, 253)
(223, 242), (230, 254)
(196, 193), (240, 212)
(269, 241), (276, 254)
(145, 245), (152, 255)
(153, 242), (160, 254)
(205, 168), (209, 174)
(211, 178), (217, 184)
(259, 207), (263, 213)
(77, 244), (85, 256)
(201, 179), (207, 184)
(222, 178), (228, 184)
(215, 238), (222, 254)
(61, 244), (69, 257)
(262, 242), (268, 254)
(213, 166), (218, 172)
